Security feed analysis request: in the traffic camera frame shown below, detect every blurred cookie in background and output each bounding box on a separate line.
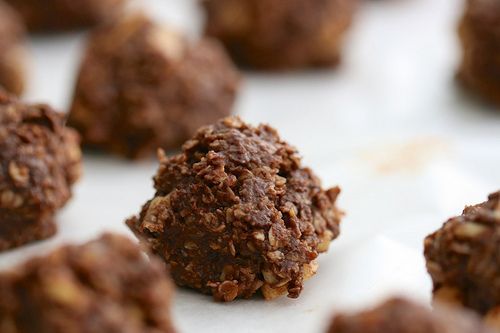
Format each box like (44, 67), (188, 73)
(202, 0), (358, 70)
(0, 233), (176, 333)
(4, 0), (128, 32)
(425, 191), (500, 328)
(68, 12), (240, 159)
(0, 0), (27, 95)
(326, 297), (495, 333)
(457, 0), (500, 107)
(0, 91), (82, 251)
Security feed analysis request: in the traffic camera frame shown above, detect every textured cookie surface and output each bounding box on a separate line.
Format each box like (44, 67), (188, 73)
(127, 117), (342, 301)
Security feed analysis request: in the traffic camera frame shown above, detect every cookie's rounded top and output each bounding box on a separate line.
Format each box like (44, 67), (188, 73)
(155, 116), (341, 247)
(327, 298), (494, 333)
(0, 233), (176, 333)
(156, 116), (302, 194)
(425, 191), (500, 314)
(0, 91), (81, 222)
(128, 116), (342, 301)
(461, 191), (500, 223)
(84, 12), (185, 59)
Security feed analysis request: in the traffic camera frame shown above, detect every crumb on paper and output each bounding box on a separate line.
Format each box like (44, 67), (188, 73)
(359, 137), (450, 175)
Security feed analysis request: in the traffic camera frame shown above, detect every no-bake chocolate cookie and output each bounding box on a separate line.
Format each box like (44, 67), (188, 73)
(458, 0), (500, 107)
(0, 91), (81, 251)
(0, 233), (176, 333)
(68, 13), (240, 159)
(202, 0), (357, 70)
(326, 298), (494, 333)
(425, 191), (500, 325)
(4, 0), (127, 32)
(127, 117), (343, 301)
(0, 0), (27, 95)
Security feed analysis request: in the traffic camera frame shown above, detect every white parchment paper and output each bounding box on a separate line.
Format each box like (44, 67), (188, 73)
(1, 0), (499, 332)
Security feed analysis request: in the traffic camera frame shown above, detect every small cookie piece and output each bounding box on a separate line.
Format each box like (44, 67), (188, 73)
(0, 233), (176, 333)
(458, 0), (500, 106)
(202, 0), (357, 70)
(0, 0), (27, 95)
(326, 297), (494, 333)
(425, 191), (500, 323)
(68, 13), (240, 159)
(127, 116), (343, 302)
(4, 0), (127, 32)
(0, 91), (82, 251)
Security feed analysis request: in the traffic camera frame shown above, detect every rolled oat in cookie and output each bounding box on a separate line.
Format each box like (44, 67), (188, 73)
(127, 116), (343, 301)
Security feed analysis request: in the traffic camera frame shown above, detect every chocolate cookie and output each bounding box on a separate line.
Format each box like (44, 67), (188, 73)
(425, 191), (500, 325)
(68, 13), (240, 159)
(0, 91), (81, 251)
(127, 117), (343, 302)
(202, 0), (357, 70)
(4, 0), (127, 32)
(0, 233), (176, 333)
(0, 0), (27, 95)
(327, 298), (494, 333)
(458, 0), (500, 107)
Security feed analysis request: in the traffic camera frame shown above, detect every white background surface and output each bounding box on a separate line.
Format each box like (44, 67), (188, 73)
(1, 0), (500, 332)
